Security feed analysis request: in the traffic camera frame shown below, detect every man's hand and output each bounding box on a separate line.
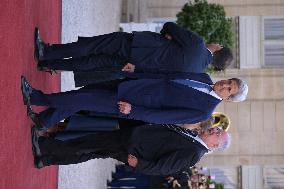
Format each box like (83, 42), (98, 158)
(118, 101), (132, 114)
(122, 63), (135, 73)
(165, 33), (172, 40)
(207, 43), (223, 53)
(128, 154), (138, 167)
(166, 176), (174, 182)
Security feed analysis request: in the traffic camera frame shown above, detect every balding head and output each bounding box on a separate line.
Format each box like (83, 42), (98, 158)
(199, 127), (231, 152)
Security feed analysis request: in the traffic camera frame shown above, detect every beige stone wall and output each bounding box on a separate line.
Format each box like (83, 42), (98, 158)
(208, 0), (284, 16)
(123, 0), (284, 22)
(199, 68), (284, 166)
(200, 100), (284, 166)
(145, 0), (186, 19)
(121, 0), (284, 169)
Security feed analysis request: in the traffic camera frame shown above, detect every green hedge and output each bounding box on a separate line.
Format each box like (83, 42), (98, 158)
(176, 0), (234, 48)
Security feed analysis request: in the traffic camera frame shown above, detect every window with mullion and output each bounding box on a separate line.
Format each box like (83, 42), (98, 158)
(263, 17), (284, 67)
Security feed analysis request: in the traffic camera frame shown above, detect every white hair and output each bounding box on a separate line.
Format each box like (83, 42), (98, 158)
(216, 132), (231, 151)
(228, 78), (248, 102)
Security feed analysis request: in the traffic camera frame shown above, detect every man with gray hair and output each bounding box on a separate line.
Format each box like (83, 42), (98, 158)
(21, 73), (248, 130)
(32, 123), (230, 175)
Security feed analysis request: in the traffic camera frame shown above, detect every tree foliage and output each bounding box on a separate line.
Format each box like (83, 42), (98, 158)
(215, 183), (225, 189)
(176, 0), (234, 48)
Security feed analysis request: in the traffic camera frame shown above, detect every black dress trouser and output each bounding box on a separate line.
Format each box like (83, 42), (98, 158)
(38, 124), (136, 166)
(40, 32), (133, 72)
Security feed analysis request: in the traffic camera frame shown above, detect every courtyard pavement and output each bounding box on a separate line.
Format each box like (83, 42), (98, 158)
(59, 0), (122, 189)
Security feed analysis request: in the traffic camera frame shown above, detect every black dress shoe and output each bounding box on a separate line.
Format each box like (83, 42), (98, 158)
(29, 112), (44, 129)
(33, 156), (45, 169)
(26, 104), (33, 116)
(37, 60), (57, 75)
(34, 27), (47, 61)
(21, 76), (33, 105)
(31, 126), (42, 157)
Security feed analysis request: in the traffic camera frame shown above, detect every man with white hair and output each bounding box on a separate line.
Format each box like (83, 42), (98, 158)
(21, 73), (248, 130)
(32, 123), (230, 175)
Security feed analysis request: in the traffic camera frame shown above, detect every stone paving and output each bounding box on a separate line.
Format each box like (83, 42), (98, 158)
(59, 0), (122, 188)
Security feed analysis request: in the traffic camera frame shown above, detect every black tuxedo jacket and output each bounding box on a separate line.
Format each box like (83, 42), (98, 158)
(38, 124), (208, 176)
(129, 125), (208, 175)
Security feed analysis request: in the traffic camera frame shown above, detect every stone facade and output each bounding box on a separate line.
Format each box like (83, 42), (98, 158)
(201, 68), (284, 167)
(122, 1), (284, 187)
(122, 0), (284, 22)
(122, 0), (284, 168)
(59, 0), (122, 189)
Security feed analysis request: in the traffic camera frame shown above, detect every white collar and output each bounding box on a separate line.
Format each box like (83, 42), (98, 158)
(210, 90), (223, 100)
(207, 48), (213, 56)
(195, 135), (209, 150)
(186, 134), (209, 150)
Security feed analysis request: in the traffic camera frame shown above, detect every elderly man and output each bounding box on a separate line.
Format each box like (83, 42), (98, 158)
(21, 73), (248, 130)
(32, 123), (230, 175)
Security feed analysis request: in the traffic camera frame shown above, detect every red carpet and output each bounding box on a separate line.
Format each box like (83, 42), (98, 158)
(0, 0), (61, 188)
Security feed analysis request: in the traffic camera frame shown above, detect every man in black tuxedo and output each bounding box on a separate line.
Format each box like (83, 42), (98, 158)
(32, 124), (230, 175)
(35, 22), (232, 85)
